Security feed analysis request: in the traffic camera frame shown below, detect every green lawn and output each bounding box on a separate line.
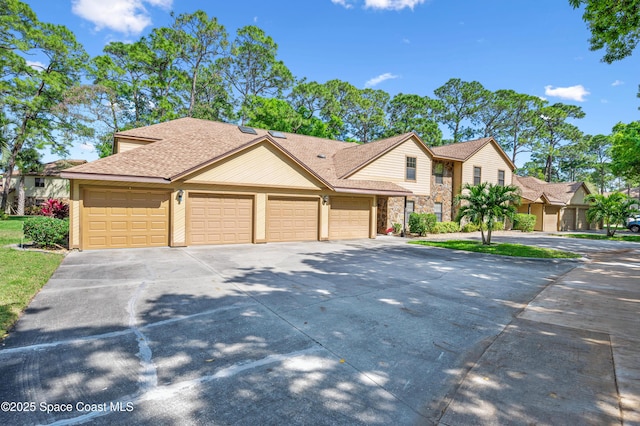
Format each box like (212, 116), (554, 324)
(559, 233), (640, 243)
(409, 239), (581, 259)
(0, 217), (63, 340)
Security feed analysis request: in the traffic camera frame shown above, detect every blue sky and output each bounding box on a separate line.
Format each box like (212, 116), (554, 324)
(26, 0), (640, 167)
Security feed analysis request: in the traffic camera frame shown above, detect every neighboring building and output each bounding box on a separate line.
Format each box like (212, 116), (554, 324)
(62, 118), (516, 250)
(6, 159), (87, 213)
(513, 175), (593, 232)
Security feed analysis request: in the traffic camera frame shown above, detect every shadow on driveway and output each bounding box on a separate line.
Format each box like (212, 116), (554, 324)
(0, 238), (626, 425)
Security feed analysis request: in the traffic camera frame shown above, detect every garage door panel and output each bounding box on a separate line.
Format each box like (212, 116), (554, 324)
(82, 189), (169, 249)
(329, 197), (371, 240)
(188, 194), (253, 245)
(267, 198), (318, 242)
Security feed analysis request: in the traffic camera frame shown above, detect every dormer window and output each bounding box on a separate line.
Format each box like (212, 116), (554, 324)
(406, 157), (416, 181)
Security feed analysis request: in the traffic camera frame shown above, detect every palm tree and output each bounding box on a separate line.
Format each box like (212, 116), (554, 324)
(585, 192), (638, 237)
(455, 182), (521, 245)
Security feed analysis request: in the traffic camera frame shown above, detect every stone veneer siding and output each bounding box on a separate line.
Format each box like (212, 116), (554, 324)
(388, 196), (406, 231)
(430, 161), (454, 222)
(379, 161), (457, 233)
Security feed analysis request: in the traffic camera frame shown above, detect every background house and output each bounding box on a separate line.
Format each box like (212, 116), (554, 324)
(62, 118), (516, 250)
(513, 175), (593, 232)
(6, 159), (87, 214)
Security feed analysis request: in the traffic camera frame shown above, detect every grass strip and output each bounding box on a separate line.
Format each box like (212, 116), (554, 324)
(0, 217), (63, 339)
(559, 233), (640, 242)
(409, 239), (581, 259)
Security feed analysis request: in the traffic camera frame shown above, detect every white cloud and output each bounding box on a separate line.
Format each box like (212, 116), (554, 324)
(402, 38), (410, 44)
(331, 0), (426, 10)
(364, 0), (426, 10)
(600, 99), (609, 104)
(365, 72), (399, 87)
(80, 143), (95, 152)
(544, 85), (590, 102)
(331, 0), (354, 9)
(26, 60), (46, 70)
(71, 0), (173, 35)
(612, 80), (624, 86)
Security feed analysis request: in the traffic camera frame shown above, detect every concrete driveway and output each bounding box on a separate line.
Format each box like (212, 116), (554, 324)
(0, 235), (637, 425)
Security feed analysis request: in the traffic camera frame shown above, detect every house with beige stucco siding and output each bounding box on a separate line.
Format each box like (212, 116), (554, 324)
(61, 118), (517, 250)
(513, 175), (593, 232)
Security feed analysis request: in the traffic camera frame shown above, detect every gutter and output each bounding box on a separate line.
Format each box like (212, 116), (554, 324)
(59, 172), (170, 184)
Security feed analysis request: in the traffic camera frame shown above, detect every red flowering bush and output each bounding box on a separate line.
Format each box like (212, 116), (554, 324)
(40, 198), (69, 219)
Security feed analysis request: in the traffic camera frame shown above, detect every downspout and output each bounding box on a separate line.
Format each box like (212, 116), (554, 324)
(402, 196), (407, 237)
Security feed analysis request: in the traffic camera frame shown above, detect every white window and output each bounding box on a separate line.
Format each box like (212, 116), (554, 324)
(434, 202), (442, 222)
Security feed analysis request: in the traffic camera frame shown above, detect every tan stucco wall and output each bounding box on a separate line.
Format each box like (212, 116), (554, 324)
(349, 137), (432, 195)
(569, 185), (589, 205)
(70, 181), (80, 248)
(185, 142), (323, 190)
(171, 189), (186, 246)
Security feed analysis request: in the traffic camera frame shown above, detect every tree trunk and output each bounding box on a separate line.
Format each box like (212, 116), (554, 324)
(17, 175), (25, 216)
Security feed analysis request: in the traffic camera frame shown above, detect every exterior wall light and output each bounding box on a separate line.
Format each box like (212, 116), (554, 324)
(322, 195), (329, 205)
(177, 189), (184, 204)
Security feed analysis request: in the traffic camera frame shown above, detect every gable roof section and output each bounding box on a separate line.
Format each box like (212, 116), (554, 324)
(513, 175), (590, 205)
(333, 132), (433, 178)
(431, 137), (516, 171)
(62, 118), (412, 195)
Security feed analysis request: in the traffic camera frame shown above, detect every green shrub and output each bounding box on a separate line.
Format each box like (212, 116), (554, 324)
(461, 222), (479, 232)
(408, 213), (426, 235)
(0, 211), (8, 221)
(392, 222), (402, 234)
(513, 213), (536, 232)
(432, 221), (460, 234)
(23, 216), (69, 248)
(408, 213), (437, 236)
(491, 221), (505, 231)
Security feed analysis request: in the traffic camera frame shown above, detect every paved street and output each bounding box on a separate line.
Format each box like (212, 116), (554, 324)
(0, 234), (638, 425)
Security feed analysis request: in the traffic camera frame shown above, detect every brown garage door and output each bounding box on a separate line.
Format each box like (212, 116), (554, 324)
(82, 189), (169, 249)
(561, 208), (576, 231)
(188, 194), (253, 245)
(329, 196), (371, 240)
(268, 197), (318, 242)
(576, 208), (589, 230)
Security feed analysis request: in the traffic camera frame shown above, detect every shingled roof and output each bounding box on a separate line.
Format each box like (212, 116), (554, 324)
(62, 118), (413, 195)
(431, 137), (516, 170)
(513, 175), (589, 205)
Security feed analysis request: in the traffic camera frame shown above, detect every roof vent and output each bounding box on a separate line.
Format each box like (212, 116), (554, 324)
(317, 154), (326, 159)
(268, 130), (287, 139)
(238, 125), (257, 135)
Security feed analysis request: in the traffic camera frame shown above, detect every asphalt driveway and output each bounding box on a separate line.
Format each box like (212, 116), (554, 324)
(0, 235), (637, 425)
